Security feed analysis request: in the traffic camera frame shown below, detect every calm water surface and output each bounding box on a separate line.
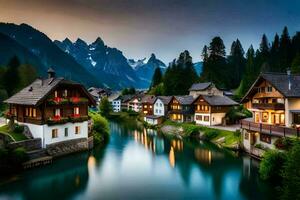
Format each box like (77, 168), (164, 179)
(0, 120), (275, 200)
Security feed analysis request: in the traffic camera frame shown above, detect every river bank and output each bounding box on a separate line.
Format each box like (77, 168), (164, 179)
(156, 120), (241, 151)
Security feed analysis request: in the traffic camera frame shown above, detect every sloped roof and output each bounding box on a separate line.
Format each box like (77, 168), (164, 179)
(200, 95), (238, 106)
(241, 72), (300, 102)
(156, 96), (172, 105)
(141, 95), (157, 104)
(189, 82), (212, 91)
(174, 95), (195, 105)
(120, 94), (135, 103)
(4, 77), (96, 106)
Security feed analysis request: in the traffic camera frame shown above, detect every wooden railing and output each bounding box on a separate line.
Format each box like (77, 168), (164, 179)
(252, 103), (285, 110)
(240, 119), (299, 137)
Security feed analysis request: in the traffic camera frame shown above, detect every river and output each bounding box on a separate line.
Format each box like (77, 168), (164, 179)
(0, 120), (275, 200)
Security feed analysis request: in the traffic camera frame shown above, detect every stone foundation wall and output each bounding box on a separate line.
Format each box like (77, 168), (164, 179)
(7, 138), (42, 151)
(46, 138), (89, 157)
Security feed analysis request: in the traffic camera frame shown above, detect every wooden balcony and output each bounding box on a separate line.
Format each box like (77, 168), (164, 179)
(252, 103), (284, 110)
(240, 119), (299, 137)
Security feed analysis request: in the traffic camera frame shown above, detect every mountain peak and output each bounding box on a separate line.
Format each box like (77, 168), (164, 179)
(75, 38), (88, 46)
(62, 38), (73, 45)
(92, 37), (105, 46)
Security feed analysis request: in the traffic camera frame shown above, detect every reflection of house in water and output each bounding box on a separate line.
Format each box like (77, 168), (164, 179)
(132, 128), (166, 155)
(169, 147), (175, 168)
(171, 139), (184, 151)
(194, 148), (212, 165)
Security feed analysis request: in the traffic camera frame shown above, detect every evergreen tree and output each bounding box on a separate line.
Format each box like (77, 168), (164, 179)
(3, 56), (21, 96)
(291, 53), (300, 74)
(200, 45), (209, 81)
(150, 67), (163, 88)
(228, 39), (246, 88)
(99, 97), (112, 117)
(237, 45), (256, 96)
(279, 26), (292, 71)
(270, 34), (280, 71)
(201, 36), (228, 88)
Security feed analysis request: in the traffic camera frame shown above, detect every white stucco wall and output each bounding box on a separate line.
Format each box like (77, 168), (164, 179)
(112, 100), (121, 112)
(21, 121), (88, 148)
(211, 113), (226, 125)
(285, 98), (300, 127)
(144, 117), (158, 125)
(154, 99), (165, 116)
(18, 122), (44, 140)
(194, 113), (211, 126)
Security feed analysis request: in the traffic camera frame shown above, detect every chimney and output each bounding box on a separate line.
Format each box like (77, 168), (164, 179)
(287, 68), (292, 90)
(47, 67), (56, 79)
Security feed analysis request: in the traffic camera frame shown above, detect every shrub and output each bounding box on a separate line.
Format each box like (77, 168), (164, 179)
(281, 141), (300, 200)
(10, 147), (28, 165)
(13, 124), (24, 133)
(203, 129), (219, 140)
(99, 97), (112, 117)
(274, 137), (294, 150)
(89, 112), (110, 144)
(259, 150), (286, 181)
(0, 148), (8, 160)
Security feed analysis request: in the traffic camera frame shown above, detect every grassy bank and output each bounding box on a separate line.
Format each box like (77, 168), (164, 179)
(0, 125), (27, 141)
(160, 120), (241, 149)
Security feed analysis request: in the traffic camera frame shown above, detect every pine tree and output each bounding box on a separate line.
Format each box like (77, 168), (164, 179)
(150, 67), (163, 88)
(279, 26), (292, 71)
(270, 34), (280, 71)
(3, 56), (21, 96)
(228, 39), (246, 88)
(291, 53), (300, 74)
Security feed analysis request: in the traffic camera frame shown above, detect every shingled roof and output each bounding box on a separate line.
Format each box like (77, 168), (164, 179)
(200, 95), (238, 106)
(141, 95), (157, 104)
(156, 96), (172, 105)
(241, 72), (300, 102)
(189, 82), (212, 91)
(174, 95), (195, 105)
(4, 77), (96, 106)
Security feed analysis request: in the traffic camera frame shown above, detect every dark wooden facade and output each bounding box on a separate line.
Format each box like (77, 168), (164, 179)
(168, 97), (193, 122)
(7, 84), (92, 125)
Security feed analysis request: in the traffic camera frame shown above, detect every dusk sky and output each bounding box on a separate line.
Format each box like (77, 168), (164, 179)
(0, 0), (300, 63)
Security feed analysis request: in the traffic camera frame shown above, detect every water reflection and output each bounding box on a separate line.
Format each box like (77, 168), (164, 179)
(0, 120), (275, 200)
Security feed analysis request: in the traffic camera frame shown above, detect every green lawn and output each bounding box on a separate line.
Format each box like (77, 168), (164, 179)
(0, 125), (28, 142)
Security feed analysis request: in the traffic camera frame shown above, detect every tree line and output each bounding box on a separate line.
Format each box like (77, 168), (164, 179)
(150, 26), (300, 98)
(0, 56), (37, 111)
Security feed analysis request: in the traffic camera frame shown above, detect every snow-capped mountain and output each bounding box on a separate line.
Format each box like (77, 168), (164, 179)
(55, 37), (147, 88)
(128, 53), (166, 84)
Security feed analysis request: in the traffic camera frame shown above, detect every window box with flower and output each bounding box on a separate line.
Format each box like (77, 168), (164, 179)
(69, 97), (89, 104)
(47, 115), (69, 125)
(47, 97), (69, 105)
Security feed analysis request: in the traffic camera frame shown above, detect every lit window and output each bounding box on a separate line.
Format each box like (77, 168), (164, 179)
(32, 108), (36, 117)
(64, 89), (68, 97)
(52, 129), (58, 138)
(29, 108), (32, 116)
(55, 109), (61, 116)
(25, 108), (29, 116)
(54, 90), (58, 98)
(74, 107), (80, 115)
(204, 116), (209, 122)
(75, 126), (81, 134)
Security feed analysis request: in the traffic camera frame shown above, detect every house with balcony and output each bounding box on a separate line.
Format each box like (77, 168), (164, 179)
(240, 71), (300, 155)
(168, 96), (195, 122)
(4, 68), (96, 148)
(193, 95), (238, 126)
